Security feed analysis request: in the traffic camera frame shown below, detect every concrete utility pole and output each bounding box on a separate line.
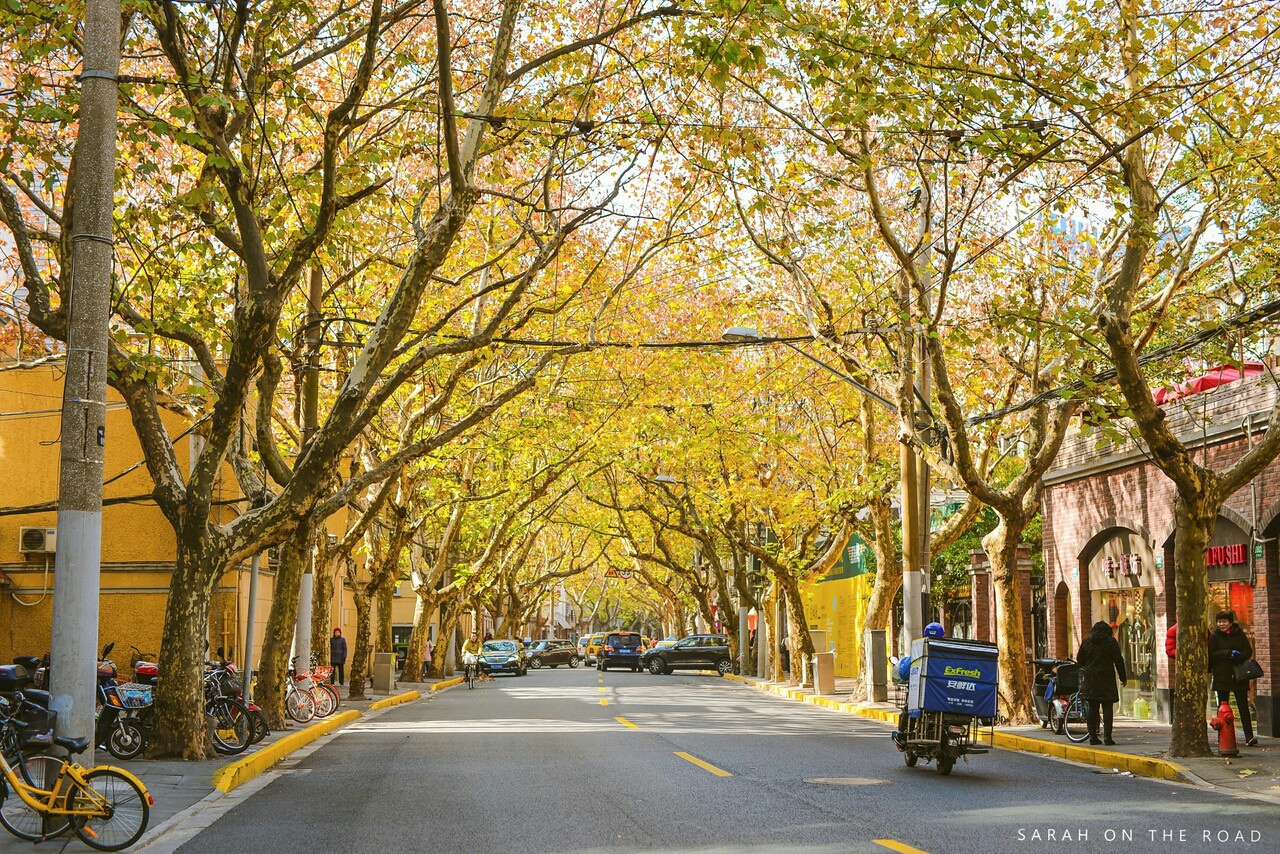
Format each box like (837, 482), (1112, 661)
(293, 267), (324, 674)
(900, 181), (934, 654)
(49, 0), (121, 762)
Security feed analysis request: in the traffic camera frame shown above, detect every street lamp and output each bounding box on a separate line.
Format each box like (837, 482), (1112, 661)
(720, 325), (930, 654)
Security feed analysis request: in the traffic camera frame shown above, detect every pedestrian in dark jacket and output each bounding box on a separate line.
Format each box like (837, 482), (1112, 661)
(1209, 610), (1256, 746)
(1076, 621), (1127, 745)
(330, 628), (348, 686)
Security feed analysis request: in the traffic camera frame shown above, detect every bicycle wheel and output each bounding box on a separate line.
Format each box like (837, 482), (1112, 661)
(318, 682), (341, 713)
(286, 687), (316, 723)
(1064, 693), (1091, 742)
(310, 685), (335, 718)
(249, 709), (270, 744)
(68, 767), (150, 851)
(466, 665), (474, 689)
(207, 698), (250, 755)
(0, 755), (73, 841)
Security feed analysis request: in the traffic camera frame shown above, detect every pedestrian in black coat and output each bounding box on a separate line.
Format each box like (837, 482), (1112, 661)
(1076, 621), (1127, 745)
(330, 628), (348, 686)
(1208, 610), (1256, 746)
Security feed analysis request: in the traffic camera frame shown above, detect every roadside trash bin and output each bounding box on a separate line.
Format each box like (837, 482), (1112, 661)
(372, 652), (396, 693)
(813, 651), (836, 695)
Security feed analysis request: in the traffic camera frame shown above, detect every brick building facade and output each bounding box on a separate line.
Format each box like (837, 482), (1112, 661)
(1042, 375), (1280, 735)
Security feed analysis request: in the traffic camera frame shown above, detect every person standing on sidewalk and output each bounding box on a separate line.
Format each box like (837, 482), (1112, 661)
(421, 636), (434, 680)
(331, 628), (348, 686)
(1076, 621), (1127, 746)
(1209, 610), (1257, 747)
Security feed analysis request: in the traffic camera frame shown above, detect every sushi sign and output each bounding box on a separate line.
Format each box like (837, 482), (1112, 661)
(1205, 543), (1247, 567)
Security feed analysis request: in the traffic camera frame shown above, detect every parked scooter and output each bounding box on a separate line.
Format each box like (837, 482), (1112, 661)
(0, 660), (56, 755)
(1032, 658), (1077, 734)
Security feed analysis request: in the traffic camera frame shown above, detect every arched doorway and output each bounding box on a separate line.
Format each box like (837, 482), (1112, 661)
(1053, 580), (1072, 660)
(1079, 526), (1156, 718)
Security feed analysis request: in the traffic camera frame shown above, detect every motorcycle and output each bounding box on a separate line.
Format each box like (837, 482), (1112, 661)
(93, 643), (153, 760)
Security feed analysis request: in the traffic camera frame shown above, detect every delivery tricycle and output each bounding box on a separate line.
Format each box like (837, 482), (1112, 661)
(892, 637), (998, 775)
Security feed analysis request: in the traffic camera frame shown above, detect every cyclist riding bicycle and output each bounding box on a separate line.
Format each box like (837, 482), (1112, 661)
(461, 632), (483, 678)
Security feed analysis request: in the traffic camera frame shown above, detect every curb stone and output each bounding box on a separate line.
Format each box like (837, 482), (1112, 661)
(724, 674), (1190, 784)
(211, 689), (421, 793)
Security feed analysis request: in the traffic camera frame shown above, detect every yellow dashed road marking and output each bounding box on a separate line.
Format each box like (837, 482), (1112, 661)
(874, 840), (929, 854)
(674, 751), (731, 777)
(615, 716), (637, 729)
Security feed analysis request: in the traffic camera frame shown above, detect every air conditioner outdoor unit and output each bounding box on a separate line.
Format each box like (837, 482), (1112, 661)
(18, 527), (57, 555)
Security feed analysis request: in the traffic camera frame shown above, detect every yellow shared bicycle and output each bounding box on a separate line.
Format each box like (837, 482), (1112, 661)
(0, 699), (152, 850)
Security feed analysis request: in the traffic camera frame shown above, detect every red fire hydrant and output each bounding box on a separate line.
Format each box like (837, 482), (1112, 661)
(1210, 700), (1238, 757)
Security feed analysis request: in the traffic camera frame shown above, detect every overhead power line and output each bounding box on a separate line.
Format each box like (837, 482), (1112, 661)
(966, 295), (1280, 426)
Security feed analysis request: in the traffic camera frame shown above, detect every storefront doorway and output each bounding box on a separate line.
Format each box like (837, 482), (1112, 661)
(1084, 527), (1156, 718)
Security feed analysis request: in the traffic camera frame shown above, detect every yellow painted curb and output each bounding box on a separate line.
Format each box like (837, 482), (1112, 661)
(432, 677), (463, 691)
(983, 731), (1189, 782)
(730, 675), (1190, 784)
(212, 710), (360, 793)
(368, 690), (420, 711)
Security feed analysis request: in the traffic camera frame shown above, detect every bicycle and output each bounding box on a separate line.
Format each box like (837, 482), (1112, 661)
(1062, 690), (1092, 743)
(0, 701), (152, 851)
(463, 654), (478, 690)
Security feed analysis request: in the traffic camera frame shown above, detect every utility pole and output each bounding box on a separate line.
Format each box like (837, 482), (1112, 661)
(49, 0), (121, 762)
(900, 179), (934, 653)
(293, 267), (323, 674)
(915, 179), (934, 632)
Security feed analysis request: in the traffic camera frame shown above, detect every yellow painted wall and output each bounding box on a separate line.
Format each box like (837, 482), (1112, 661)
(801, 573), (876, 679)
(0, 363), (235, 664)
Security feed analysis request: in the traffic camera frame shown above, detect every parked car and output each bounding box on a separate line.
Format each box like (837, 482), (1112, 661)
(641, 634), (733, 676)
(526, 639), (581, 669)
(597, 631), (645, 672)
(582, 633), (605, 666)
(478, 640), (528, 677)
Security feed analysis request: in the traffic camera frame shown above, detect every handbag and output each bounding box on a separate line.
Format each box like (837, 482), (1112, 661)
(1233, 658), (1264, 682)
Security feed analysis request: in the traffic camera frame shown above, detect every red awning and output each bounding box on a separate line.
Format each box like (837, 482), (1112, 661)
(1153, 361), (1265, 405)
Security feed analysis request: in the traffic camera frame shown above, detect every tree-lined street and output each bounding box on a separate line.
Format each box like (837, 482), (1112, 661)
(163, 674), (1277, 854)
(3, 2), (1280, 850)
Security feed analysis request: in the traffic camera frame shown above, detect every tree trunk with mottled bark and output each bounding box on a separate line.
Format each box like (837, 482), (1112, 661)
(436, 601), (462, 677)
(376, 577), (395, 653)
(1171, 496), (1215, 756)
(347, 588), (373, 700)
(311, 566), (334, 664)
(777, 569), (814, 686)
(149, 537), (216, 758)
(983, 518), (1034, 723)
(256, 527), (308, 729)
(863, 499), (901, 637)
(400, 588), (439, 682)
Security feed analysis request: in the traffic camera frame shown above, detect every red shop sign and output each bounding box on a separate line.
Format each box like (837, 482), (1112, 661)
(1205, 543), (1247, 567)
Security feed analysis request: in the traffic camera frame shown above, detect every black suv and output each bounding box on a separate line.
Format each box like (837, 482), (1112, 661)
(598, 631), (644, 672)
(526, 639), (581, 669)
(641, 634), (732, 676)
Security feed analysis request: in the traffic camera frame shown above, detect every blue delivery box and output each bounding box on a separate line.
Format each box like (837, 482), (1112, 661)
(906, 637), (999, 718)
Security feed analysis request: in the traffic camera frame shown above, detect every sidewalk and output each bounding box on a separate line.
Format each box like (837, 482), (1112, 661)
(727, 673), (1280, 803)
(0, 680), (455, 854)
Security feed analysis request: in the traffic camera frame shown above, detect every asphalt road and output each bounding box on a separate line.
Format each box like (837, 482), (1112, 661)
(175, 666), (1277, 854)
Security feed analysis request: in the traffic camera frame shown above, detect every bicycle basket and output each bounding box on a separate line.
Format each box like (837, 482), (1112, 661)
(313, 665), (333, 681)
(1054, 663), (1079, 693)
(117, 683), (154, 708)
